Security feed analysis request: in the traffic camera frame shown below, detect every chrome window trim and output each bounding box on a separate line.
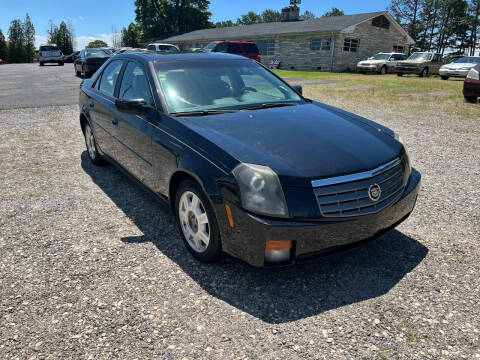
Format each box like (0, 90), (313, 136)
(311, 158), (401, 188)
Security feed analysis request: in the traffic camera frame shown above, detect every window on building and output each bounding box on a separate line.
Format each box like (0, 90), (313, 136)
(343, 38), (359, 52)
(255, 40), (275, 56)
(372, 15), (390, 30)
(393, 45), (405, 53)
(311, 38), (331, 51)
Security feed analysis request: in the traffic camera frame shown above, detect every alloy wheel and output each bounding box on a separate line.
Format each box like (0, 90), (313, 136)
(178, 191), (210, 253)
(85, 125), (96, 160)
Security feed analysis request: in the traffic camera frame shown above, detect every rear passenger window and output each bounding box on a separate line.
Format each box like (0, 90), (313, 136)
(147, 45), (156, 51)
(228, 43), (242, 54)
(98, 60), (124, 97)
(214, 42), (228, 53)
(119, 62), (153, 106)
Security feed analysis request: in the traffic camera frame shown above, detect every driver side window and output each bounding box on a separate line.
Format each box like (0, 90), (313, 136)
(98, 60), (124, 97)
(119, 61), (154, 106)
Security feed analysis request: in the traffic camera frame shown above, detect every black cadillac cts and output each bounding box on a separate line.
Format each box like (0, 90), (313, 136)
(79, 52), (421, 267)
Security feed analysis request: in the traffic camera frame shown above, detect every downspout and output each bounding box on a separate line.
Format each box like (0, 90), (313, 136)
(330, 32), (335, 72)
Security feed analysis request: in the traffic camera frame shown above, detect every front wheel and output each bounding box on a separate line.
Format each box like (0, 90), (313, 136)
(39, 62), (44, 66)
(441, 75), (449, 80)
(84, 123), (104, 165)
(175, 180), (222, 262)
(464, 96), (477, 103)
(58, 62), (64, 66)
(379, 66), (387, 75)
(397, 73), (403, 77)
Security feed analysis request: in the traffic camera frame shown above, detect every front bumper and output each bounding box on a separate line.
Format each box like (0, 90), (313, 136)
(357, 65), (380, 72)
(439, 68), (470, 77)
(396, 66), (421, 74)
(220, 169), (421, 267)
(463, 78), (480, 97)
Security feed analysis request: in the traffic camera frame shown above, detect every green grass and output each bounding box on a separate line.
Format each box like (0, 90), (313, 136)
(404, 328), (420, 343)
(273, 70), (478, 121)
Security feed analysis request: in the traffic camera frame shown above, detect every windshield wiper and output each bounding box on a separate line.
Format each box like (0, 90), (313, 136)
(170, 109), (238, 117)
(242, 102), (298, 111)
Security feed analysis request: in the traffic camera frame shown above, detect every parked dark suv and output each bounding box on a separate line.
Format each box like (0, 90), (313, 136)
(202, 41), (261, 62)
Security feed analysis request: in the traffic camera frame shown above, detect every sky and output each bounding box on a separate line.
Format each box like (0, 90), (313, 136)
(0, 0), (390, 50)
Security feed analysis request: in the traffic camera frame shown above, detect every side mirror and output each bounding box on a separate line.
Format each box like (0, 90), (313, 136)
(115, 98), (148, 114)
(292, 85), (302, 95)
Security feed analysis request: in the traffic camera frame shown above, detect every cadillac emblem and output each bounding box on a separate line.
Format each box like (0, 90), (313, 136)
(368, 184), (382, 201)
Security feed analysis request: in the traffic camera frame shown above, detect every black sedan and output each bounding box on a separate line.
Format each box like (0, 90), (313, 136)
(74, 48), (111, 78)
(79, 52), (421, 267)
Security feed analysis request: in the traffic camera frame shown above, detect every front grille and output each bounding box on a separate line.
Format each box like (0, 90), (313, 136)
(312, 158), (405, 217)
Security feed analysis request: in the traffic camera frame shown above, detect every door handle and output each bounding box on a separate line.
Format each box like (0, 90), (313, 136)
(112, 118), (118, 125)
(89, 101), (94, 108)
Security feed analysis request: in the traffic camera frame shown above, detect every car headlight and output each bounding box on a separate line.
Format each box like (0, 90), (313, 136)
(466, 68), (479, 80)
(233, 163), (288, 218)
(394, 132), (411, 175)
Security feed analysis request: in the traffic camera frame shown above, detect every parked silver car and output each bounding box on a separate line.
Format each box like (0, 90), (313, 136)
(38, 44), (64, 66)
(146, 43), (180, 53)
(356, 53), (407, 74)
(439, 56), (480, 80)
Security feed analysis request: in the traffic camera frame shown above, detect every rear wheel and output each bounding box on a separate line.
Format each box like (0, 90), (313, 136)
(58, 62), (64, 66)
(379, 66), (387, 75)
(397, 73), (403, 77)
(419, 67), (429, 77)
(39, 62), (44, 66)
(464, 96), (477, 103)
(174, 180), (222, 262)
(441, 75), (449, 80)
(84, 123), (104, 165)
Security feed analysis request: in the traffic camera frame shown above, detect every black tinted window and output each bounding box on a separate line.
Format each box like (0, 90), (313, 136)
(147, 45), (156, 51)
(214, 42), (228, 53)
(242, 43), (259, 53)
(119, 62), (153, 105)
(85, 49), (111, 58)
(98, 60), (124, 97)
(228, 43), (242, 54)
(40, 45), (59, 51)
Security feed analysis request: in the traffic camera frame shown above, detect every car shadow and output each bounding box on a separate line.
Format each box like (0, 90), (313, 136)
(81, 151), (428, 324)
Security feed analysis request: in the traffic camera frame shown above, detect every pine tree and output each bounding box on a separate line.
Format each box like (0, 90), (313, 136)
(8, 19), (25, 63)
(23, 14), (35, 62)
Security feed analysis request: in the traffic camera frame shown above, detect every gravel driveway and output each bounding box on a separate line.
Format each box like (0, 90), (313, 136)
(0, 67), (478, 359)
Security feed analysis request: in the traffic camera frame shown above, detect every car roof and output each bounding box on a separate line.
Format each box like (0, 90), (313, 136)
(112, 52), (248, 63)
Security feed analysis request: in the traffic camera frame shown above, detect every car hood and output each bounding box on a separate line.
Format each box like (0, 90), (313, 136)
(441, 62), (477, 69)
(179, 103), (401, 187)
(358, 60), (385, 65)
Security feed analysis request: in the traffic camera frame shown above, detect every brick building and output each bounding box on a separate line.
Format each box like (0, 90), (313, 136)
(162, 11), (414, 72)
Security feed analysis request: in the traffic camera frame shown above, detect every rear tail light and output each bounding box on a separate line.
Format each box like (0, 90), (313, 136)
(255, 55), (261, 62)
(87, 60), (96, 65)
(265, 240), (292, 263)
(39, 52), (42, 56)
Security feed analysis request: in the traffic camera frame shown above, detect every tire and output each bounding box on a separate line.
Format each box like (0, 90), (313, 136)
(397, 73), (403, 77)
(84, 122), (104, 165)
(39, 62), (44, 66)
(419, 67), (429, 77)
(174, 180), (222, 262)
(76, 70), (81, 77)
(58, 62), (64, 66)
(441, 76), (449, 80)
(464, 96), (477, 103)
(379, 66), (387, 75)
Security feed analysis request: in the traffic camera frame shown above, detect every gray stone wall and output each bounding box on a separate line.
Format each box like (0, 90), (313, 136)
(169, 19), (411, 72)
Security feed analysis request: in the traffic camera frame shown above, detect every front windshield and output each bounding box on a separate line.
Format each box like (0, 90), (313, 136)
(453, 56), (480, 64)
(155, 59), (305, 114)
(408, 53), (432, 61)
(370, 54), (390, 60)
(85, 49), (111, 58)
(202, 42), (217, 52)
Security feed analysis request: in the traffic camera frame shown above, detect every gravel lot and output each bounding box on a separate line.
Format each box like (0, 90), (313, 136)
(0, 65), (479, 359)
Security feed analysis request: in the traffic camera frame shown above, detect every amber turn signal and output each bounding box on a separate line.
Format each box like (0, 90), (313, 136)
(224, 204), (234, 228)
(265, 240), (293, 251)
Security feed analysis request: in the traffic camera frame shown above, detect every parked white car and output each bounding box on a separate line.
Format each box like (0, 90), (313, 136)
(439, 56), (480, 80)
(38, 44), (64, 66)
(146, 43), (180, 53)
(356, 53), (407, 74)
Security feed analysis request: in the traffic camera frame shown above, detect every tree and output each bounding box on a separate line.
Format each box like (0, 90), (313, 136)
(261, 9), (281, 22)
(390, 0), (423, 44)
(8, 19), (25, 63)
(86, 40), (108, 48)
(0, 29), (6, 60)
(300, 10), (316, 20)
(470, 0), (479, 55)
(23, 14), (35, 62)
(237, 11), (263, 25)
(121, 23), (140, 47)
(47, 20), (74, 53)
(215, 20), (234, 28)
(321, 7), (345, 17)
(135, 0), (212, 41)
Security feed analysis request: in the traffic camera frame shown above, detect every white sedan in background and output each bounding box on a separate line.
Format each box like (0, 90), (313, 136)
(439, 56), (480, 80)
